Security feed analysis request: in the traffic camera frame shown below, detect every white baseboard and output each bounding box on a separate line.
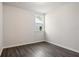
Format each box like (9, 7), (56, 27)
(46, 41), (79, 53)
(3, 40), (45, 49)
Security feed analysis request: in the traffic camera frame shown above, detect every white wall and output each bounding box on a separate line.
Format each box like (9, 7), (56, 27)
(3, 5), (44, 48)
(0, 2), (3, 55)
(45, 4), (79, 53)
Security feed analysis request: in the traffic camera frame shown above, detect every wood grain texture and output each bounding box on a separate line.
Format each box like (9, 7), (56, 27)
(1, 41), (79, 57)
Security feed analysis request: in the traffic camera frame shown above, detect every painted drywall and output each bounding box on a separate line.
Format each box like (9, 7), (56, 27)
(0, 2), (3, 55)
(3, 5), (44, 48)
(45, 4), (79, 53)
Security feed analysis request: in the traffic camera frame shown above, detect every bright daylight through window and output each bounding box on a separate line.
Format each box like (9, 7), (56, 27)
(35, 15), (45, 31)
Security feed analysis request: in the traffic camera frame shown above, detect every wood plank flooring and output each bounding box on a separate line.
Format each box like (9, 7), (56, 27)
(1, 41), (79, 57)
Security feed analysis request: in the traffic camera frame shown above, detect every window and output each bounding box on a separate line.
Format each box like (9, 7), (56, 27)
(35, 15), (44, 31)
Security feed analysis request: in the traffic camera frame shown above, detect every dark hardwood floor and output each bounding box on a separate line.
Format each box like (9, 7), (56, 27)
(1, 41), (79, 57)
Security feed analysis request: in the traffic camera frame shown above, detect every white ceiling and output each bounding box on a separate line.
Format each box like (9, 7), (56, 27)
(3, 2), (79, 14)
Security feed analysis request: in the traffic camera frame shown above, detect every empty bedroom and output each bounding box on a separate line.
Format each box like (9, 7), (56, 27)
(0, 2), (79, 57)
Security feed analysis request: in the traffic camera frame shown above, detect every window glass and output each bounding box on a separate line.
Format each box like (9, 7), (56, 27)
(35, 15), (44, 31)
